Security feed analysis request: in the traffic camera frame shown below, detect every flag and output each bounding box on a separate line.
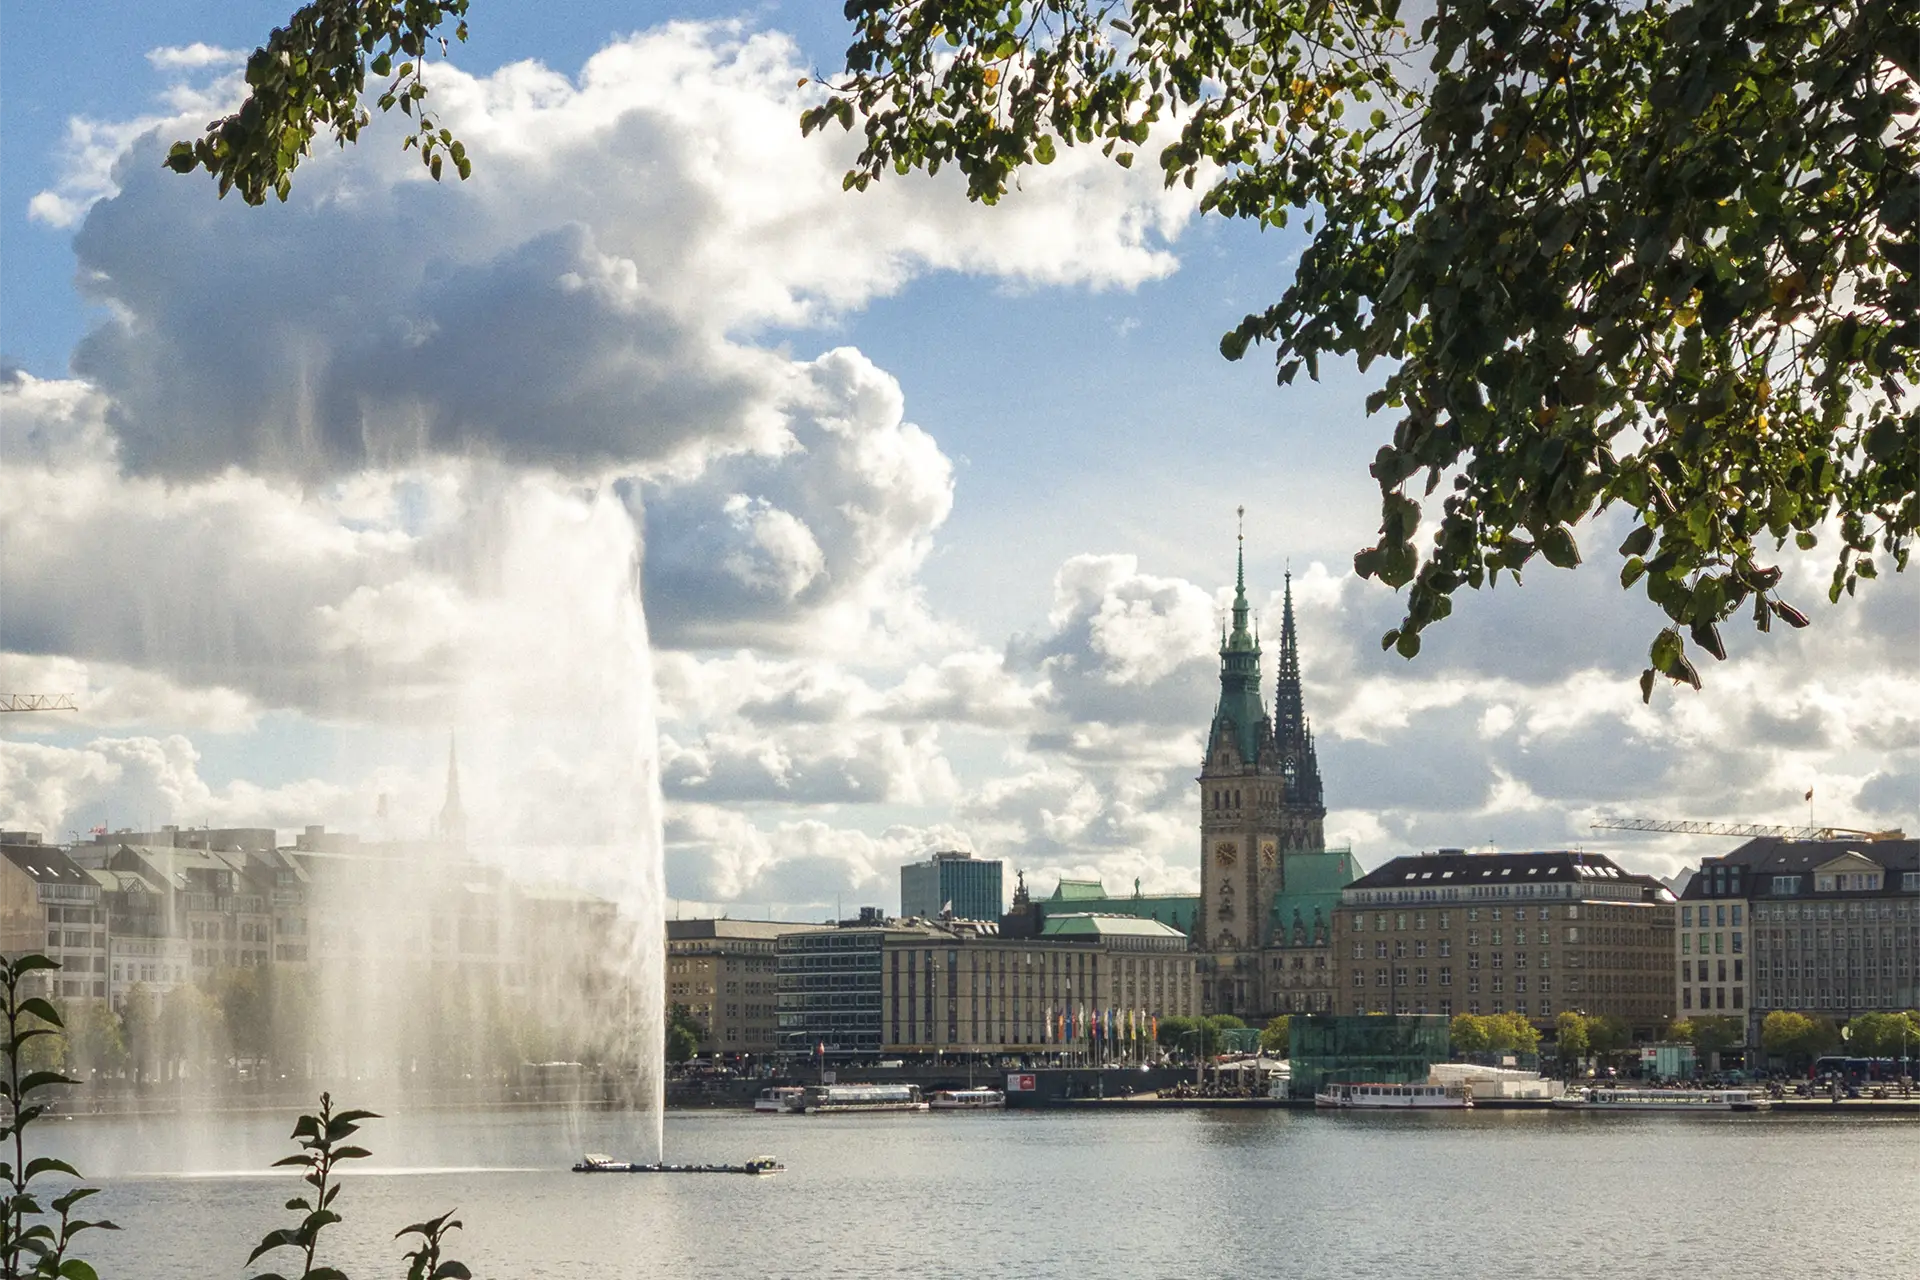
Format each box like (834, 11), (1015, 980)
(1804, 788), (1814, 801)
(816, 1041), (825, 1056)
(87, 824), (107, 836)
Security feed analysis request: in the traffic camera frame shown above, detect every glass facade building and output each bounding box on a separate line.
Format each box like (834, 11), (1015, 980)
(1287, 1013), (1451, 1099)
(900, 851), (1003, 922)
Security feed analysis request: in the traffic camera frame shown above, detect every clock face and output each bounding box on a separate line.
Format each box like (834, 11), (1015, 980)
(1260, 841), (1278, 869)
(1214, 840), (1238, 868)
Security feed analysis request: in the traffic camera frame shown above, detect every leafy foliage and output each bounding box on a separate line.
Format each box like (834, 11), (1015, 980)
(166, 0), (473, 204)
(396, 1210), (472, 1280)
(1552, 1010), (1589, 1065)
(804, 0), (1917, 690)
(1258, 1014), (1290, 1057)
(246, 1093), (381, 1280)
(1448, 1011), (1539, 1057)
(1670, 1014), (1744, 1058)
(1759, 1009), (1839, 1063)
(0, 954), (118, 1280)
(1841, 1010), (1920, 1057)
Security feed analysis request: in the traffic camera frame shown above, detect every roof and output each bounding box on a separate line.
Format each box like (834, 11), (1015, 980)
(667, 919), (831, 940)
(0, 845), (96, 887)
(1048, 879), (1109, 902)
(1350, 849), (1636, 890)
(1689, 836), (1920, 901)
(1038, 913), (1189, 941)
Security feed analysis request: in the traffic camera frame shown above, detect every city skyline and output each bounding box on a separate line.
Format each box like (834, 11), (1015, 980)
(3, 4), (1915, 926)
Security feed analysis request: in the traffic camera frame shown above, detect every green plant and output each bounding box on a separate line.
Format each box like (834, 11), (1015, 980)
(396, 1211), (470, 1280)
(0, 954), (118, 1280)
(246, 1093), (378, 1280)
(246, 1095), (472, 1280)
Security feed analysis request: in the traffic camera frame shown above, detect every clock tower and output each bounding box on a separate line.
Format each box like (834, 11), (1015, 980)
(1196, 511), (1284, 1016)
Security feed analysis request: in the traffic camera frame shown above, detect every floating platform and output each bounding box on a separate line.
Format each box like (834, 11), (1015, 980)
(573, 1153), (784, 1175)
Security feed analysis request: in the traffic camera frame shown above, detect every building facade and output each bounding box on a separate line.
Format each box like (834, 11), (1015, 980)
(1336, 850), (1678, 1038)
(1695, 837), (1920, 1044)
(667, 918), (831, 1057)
(899, 850), (1003, 922)
(1196, 538), (1327, 1018)
(776, 909), (1198, 1063)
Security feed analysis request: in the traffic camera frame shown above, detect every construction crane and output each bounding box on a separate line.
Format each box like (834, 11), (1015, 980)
(0, 695), (78, 713)
(1592, 817), (1906, 842)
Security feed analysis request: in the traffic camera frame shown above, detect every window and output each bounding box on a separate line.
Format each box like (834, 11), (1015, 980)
(1732, 931), (1744, 954)
(1439, 969), (1452, 987)
(1376, 942), (1389, 960)
(1415, 967), (1429, 986)
(1468, 953), (1481, 970)
(1683, 987), (1692, 1009)
(1681, 934), (1691, 954)
(1682, 906), (1693, 926)
(1438, 939), (1451, 958)
(1733, 959), (1743, 982)
(1438, 912), (1451, 929)
(1416, 939), (1429, 958)
(1376, 968), (1389, 988)
(1492, 953), (1504, 970)
(1682, 961), (1692, 982)
(1731, 904), (1743, 926)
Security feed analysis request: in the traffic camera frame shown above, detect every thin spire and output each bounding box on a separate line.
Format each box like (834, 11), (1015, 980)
(438, 731), (467, 846)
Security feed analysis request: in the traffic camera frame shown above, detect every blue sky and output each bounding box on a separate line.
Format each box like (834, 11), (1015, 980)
(2, 3), (1913, 916)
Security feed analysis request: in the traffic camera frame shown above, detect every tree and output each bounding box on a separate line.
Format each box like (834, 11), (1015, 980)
(666, 1003), (705, 1065)
(1259, 1015), (1291, 1057)
(1586, 1013), (1633, 1066)
(1674, 1014), (1743, 1065)
(1845, 1010), (1920, 1057)
(1449, 1013), (1490, 1057)
(182, 2), (1917, 687)
(1485, 1012), (1541, 1056)
(1554, 1012), (1590, 1077)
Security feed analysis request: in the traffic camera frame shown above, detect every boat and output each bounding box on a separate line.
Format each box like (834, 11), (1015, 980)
(1552, 1087), (1772, 1113)
(928, 1087), (1006, 1110)
(573, 1153), (786, 1174)
(754, 1086), (807, 1114)
(1314, 1082), (1473, 1109)
(800, 1083), (929, 1113)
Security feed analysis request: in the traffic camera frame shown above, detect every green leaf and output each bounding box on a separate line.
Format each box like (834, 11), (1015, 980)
(57, 1260), (100, 1280)
(1033, 135), (1056, 165)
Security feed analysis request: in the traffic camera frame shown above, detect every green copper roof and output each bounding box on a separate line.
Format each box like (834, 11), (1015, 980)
(1040, 913), (1190, 940)
(1049, 878), (1110, 901)
(1210, 513), (1266, 766)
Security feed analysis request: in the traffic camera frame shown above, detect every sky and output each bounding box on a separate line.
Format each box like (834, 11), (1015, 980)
(2, 2), (1915, 921)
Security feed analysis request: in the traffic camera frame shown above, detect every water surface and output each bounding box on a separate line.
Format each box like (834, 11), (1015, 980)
(52, 1106), (1919, 1278)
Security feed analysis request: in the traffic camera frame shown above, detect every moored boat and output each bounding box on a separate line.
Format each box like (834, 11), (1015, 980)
(1314, 1082), (1473, 1109)
(928, 1087), (1006, 1110)
(801, 1083), (929, 1113)
(754, 1086), (806, 1113)
(1552, 1087), (1771, 1112)
(573, 1153), (787, 1174)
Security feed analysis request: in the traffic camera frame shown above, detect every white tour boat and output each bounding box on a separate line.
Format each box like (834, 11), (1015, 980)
(1552, 1087), (1772, 1113)
(928, 1087), (1006, 1111)
(801, 1083), (929, 1113)
(753, 1086), (807, 1114)
(1315, 1082), (1473, 1109)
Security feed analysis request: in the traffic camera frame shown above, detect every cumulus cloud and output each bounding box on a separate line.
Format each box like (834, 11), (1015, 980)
(55, 24), (1191, 483)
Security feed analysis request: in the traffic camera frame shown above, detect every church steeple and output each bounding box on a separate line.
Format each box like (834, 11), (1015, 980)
(437, 732), (468, 847)
(1272, 571), (1324, 812)
(1207, 508), (1266, 767)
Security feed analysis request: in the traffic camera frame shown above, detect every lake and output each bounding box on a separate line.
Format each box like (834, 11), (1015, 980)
(47, 1105), (1920, 1278)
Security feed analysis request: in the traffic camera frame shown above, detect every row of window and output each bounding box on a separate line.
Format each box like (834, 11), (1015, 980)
(1754, 900), (1914, 922)
(1681, 986), (1744, 1010)
(1680, 932), (1744, 955)
(1681, 904), (1744, 927)
(1681, 959), (1742, 983)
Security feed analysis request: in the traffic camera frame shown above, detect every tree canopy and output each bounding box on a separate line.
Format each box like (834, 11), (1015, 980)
(179, 0), (1915, 690)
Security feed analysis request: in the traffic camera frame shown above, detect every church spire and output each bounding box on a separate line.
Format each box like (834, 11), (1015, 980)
(437, 732), (468, 847)
(1272, 570), (1324, 811)
(1208, 508), (1265, 767)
